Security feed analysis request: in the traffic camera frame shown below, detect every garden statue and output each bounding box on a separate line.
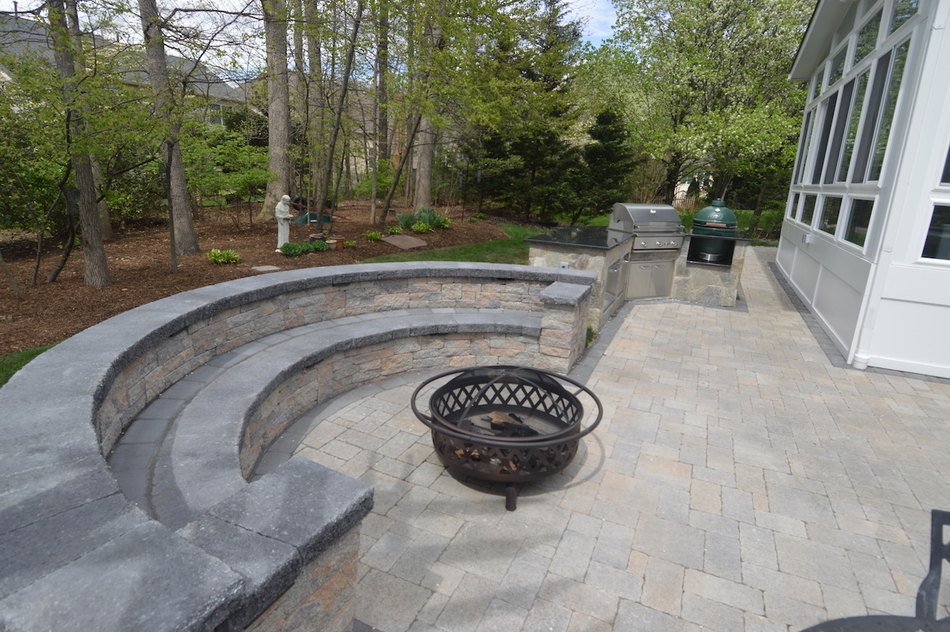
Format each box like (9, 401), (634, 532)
(275, 194), (292, 252)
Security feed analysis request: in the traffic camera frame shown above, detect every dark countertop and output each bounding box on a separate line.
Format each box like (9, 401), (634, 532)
(526, 227), (632, 250)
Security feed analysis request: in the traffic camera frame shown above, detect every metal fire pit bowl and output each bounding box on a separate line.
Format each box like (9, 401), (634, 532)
(411, 365), (602, 510)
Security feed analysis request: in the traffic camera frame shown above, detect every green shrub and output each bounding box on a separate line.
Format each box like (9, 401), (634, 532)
(413, 208), (451, 229)
(678, 210), (695, 232)
(397, 212), (416, 230)
(280, 243), (307, 257)
(734, 209), (755, 237)
(206, 248), (241, 264)
(757, 209), (784, 238)
(344, 240), (357, 248)
(411, 221), (433, 234)
(387, 225), (403, 235)
(470, 212), (487, 221)
(415, 208), (439, 226)
(279, 241), (328, 257)
(364, 230), (383, 242)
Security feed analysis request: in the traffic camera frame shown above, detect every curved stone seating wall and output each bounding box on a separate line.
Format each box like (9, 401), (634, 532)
(0, 262), (595, 632)
(137, 308), (545, 529)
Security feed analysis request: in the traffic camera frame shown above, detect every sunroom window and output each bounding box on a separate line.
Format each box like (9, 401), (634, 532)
(867, 40), (910, 180)
(855, 10), (882, 65)
(829, 46), (848, 86)
(812, 94), (839, 184)
(794, 111), (814, 185)
(922, 206), (950, 261)
(819, 197), (842, 235)
(941, 146), (950, 185)
(801, 195), (817, 226)
(844, 199), (874, 247)
(837, 71), (869, 181)
(890, 0), (918, 33)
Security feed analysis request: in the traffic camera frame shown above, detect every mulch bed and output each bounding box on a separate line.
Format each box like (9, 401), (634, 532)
(0, 202), (507, 355)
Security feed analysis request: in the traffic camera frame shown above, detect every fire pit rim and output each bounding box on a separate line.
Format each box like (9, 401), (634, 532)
(410, 364), (603, 449)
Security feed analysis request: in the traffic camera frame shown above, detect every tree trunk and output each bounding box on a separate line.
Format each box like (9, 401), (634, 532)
(380, 111), (422, 223)
(376, 0), (389, 161)
(91, 159), (113, 241)
(292, 0), (307, 195)
(304, 0), (324, 205)
(315, 0), (364, 221)
(261, 0), (291, 219)
(138, 0), (200, 256)
(413, 114), (435, 210)
(0, 250), (22, 299)
(49, 0), (110, 287)
(660, 154), (684, 205)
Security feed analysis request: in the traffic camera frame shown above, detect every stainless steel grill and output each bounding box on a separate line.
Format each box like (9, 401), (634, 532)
(610, 203), (686, 251)
(610, 203), (686, 299)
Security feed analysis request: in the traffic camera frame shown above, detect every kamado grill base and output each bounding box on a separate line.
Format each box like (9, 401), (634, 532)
(412, 366), (602, 510)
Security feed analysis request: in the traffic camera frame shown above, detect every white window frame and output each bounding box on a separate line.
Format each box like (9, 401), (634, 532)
(786, 0), (924, 256)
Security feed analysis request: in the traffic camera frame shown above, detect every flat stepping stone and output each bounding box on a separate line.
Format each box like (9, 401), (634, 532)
(382, 234), (426, 249)
(251, 265), (281, 272)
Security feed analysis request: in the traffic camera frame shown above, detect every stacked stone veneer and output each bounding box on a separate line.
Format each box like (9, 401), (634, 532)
(0, 262), (595, 632)
(242, 332), (543, 479)
(671, 236), (748, 307)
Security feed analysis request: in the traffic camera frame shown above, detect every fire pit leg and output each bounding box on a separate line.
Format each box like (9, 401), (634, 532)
(505, 484), (519, 511)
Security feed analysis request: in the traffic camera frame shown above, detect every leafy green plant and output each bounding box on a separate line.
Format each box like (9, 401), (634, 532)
(206, 248), (241, 264)
(678, 210), (695, 232)
(412, 208), (452, 229)
(411, 221), (433, 234)
(344, 240), (357, 248)
(756, 210), (783, 239)
(470, 212), (487, 221)
(397, 212), (416, 230)
(414, 208), (439, 226)
(364, 230), (383, 242)
(387, 225), (403, 235)
(280, 241), (328, 257)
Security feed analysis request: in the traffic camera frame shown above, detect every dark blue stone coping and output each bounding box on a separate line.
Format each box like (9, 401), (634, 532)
(0, 263), (595, 631)
(540, 281), (593, 305)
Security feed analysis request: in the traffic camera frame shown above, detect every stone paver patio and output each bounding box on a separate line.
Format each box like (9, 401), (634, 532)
(260, 247), (950, 632)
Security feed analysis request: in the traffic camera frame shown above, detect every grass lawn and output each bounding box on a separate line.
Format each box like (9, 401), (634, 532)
(0, 344), (56, 388)
(362, 223), (544, 264)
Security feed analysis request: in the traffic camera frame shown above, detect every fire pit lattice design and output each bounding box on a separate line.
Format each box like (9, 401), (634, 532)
(412, 366), (602, 510)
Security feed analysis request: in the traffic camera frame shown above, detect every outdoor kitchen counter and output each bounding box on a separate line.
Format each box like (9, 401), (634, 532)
(526, 226), (632, 250)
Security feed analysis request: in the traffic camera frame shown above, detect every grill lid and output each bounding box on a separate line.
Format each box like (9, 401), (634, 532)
(610, 203), (683, 234)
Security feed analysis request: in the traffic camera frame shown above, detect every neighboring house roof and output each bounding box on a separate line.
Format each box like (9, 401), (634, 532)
(0, 13), (244, 103)
(788, 0), (856, 81)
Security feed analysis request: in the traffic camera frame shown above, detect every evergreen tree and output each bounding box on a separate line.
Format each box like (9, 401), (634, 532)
(569, 109), (637, 225)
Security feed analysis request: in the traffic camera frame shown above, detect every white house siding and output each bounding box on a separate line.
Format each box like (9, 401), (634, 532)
(853, 0), (950, 377)
(778, 0), (950, 378)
